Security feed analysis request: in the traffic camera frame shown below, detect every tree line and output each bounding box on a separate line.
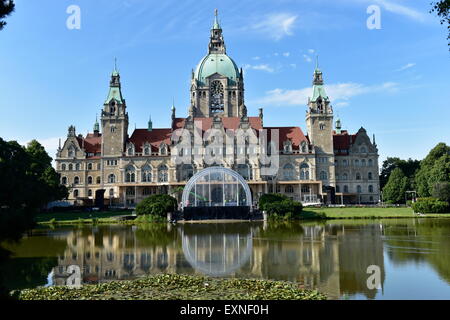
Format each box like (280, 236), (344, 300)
(381, 143), (450, 205)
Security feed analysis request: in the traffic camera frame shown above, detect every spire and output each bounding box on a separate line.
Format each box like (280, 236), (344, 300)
(213, 9), (220, 29)
(148, 116), (153, 132)
(94, 114), (100, 134)
(112, 57), (119, 76)
(208, 9), (226, 54)
(335, 117), (342, 134)
(373, 133), (377, 147)
(171, 99), (176, 120)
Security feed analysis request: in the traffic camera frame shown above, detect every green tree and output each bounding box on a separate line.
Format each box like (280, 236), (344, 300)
(379, 157), (420, 190)
(135, 194), (178, 217)
(430, 0), (450, 48)
(432, 182), (450, 203)
(0, 0), (14, 30)
(382, 168), (408, 204)
(415, 143), (450, 197)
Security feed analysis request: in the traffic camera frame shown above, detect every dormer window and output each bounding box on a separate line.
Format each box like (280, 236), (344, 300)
(283, 140), (292, 153)
(127, 144), (135, 156)
(144, 144), (151, 156)
(68, 146), (75, 158)
(159, 143), (167, 156)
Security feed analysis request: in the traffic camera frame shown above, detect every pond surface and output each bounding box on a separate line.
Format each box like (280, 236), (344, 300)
(2, 219), (450, 300)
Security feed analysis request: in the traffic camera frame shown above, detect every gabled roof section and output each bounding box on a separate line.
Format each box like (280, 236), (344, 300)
(264, 126), (309, 151)
(129, 128), (172, 153)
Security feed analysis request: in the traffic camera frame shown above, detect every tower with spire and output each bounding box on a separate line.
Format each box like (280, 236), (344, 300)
(190, 9), (244, 118)
(100, 59), (129, 156)
(306, 58), (336, 185)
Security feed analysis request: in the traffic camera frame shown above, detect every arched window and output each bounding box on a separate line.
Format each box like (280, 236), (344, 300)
(344, 185), (349, 193)
(369, 185), (374, 193)
(61, 177), (67, 185)
(68, 164), (73, 171)
(320, 170), (328, 180)
(368, 159), (373, 167)
(97, 163), (101, 170)
(88, 163), (93, 170)
(158, 165), (168, 182)
(336, 185), (340, 193)
(342, 173), (348, 180)
(141, 165), (152, 182)
(237, 164), (251, 180)
(283, 163), (295, 181)
(108, 174), (116, 183)
(159, 143), (167, 156)
(88, 189), (92, 197)
(75, 163), (80, 171)
(355, 159), (360, 167)
(357, 185), (362, 193)
(88, 176), (93, 184)
(300, 163), (310, 180)
(360, 146), (367, 153)
(356, 172), (361, 180)
(96, 176), (101, 184)
(362, 159), (366, 167)
(127, 145), (134, 156)
(73, 189), (79, 198)
(61, 164), (66, 171)
(368, 172), (373, 180)
(125, 166), (136, 183)
(74, 176), (80, 184)
(343, 159), (348, 167)
(144, 145), (151, 156)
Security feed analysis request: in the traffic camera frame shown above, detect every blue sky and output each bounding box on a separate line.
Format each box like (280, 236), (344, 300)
(0, 0), (449, 165)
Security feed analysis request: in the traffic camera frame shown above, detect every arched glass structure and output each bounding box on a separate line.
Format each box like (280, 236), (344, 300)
(182, 166), (252, 209)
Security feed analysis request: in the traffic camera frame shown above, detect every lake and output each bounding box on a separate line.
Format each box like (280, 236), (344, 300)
(2, 218), (450, 300)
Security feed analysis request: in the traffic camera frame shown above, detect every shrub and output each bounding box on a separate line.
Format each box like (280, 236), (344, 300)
(135, 194), (177, 217)
(259, 194), (303, 218)
(412, 197), (449, 214)
(259, 193), (289, 211)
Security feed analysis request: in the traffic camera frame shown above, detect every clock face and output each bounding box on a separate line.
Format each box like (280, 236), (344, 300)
(210, 80), (224, 113)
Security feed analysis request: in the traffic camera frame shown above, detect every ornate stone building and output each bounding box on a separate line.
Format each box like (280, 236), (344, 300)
(55, 11), (380, 207)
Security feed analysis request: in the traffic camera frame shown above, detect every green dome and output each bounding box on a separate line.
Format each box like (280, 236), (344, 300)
(194, 53), (240, 85)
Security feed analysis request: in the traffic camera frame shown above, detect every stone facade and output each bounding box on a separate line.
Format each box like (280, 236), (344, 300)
(55, 11), (380, 207)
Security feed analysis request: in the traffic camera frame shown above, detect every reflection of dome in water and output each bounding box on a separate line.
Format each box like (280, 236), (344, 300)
(181, 229), (252, 277)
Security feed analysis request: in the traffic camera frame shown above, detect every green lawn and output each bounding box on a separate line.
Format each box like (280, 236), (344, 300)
(304, 207), (450, 219)
(35, 210), (132, 223)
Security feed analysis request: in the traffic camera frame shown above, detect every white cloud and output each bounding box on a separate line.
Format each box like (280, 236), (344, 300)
(308, 49), (315, 54)
(252, 56), (261, 60)
(290, 63), (297, 69)
(243, 64), (275, 73)
(250, 13), (298, 40)
(396, 63), (416, 71)
(255, 82), (399, 107)
(283, 52), (290, 57)
(303, 54), (312, 63)
(358, 0), (426, 22)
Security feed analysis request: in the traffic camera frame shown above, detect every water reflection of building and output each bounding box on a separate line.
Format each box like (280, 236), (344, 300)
(51, 223), (385, 299)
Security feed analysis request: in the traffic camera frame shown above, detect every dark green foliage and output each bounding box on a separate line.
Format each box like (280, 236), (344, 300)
(259, 193), (303, 218)
(430, 0), (450, 48)
(415, 143), (450, 197)
(382, 168), (408, 204)
(0, 0), (14, 30)
(379, 157), (420, 190)
(135, 194), (177, 217)
(433, 182), (450, 203)
(412, 197), (449, 214)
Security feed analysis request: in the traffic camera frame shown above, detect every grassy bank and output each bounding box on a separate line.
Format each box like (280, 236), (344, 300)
(13, 274), (325, 300)
(304, 207), (450, 219)
(35, 211), (131, 225)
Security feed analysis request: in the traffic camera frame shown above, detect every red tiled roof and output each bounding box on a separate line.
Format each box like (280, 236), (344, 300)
(172, 117), (263, 132)
(76, 134), (102, 157)
(129, 128), (172, 152)
(264, 126), (309, 150)
(333, 131), (357, 155)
